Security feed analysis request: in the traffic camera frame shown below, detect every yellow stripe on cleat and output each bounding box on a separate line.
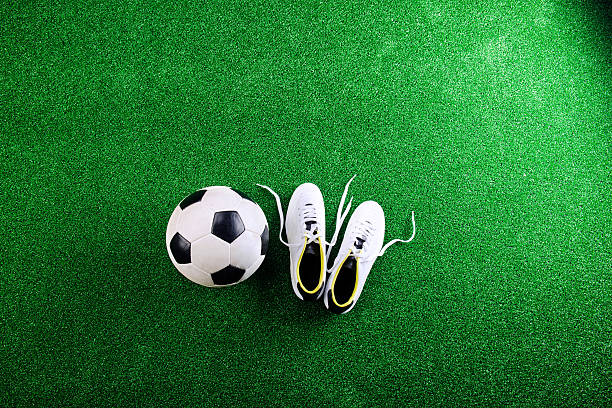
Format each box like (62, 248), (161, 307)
(331, 252), (359, 308)
(296, 237), (325, 294)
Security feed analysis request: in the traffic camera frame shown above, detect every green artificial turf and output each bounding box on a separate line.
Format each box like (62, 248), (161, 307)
(1, 0), (611, 406)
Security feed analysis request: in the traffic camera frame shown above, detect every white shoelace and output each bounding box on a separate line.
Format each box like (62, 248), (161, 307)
(256, 175), (356, 250)
(347, 210), (417, 263)
(325, 175), (355, 259)
(378, 210), (416, 256)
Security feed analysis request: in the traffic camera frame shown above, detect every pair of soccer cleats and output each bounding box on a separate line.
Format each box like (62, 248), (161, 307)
(258, 176), (416, 314)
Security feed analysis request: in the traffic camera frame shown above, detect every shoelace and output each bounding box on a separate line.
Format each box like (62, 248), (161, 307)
(299, 203), (322, 245)
(257, 175), (356, 250)
(347, 211), (417, 263)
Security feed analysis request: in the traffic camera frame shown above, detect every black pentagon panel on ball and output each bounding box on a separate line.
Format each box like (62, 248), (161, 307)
(260, 225), (269, 255)
(169, 233), (191, 264)
(211, 211), (245, 243)
(211, 265), (246, 285)
(179, 189), (207, 210)
(231, 188), (254, 203)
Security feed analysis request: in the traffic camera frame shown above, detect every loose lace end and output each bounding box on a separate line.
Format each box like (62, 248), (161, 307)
(325, 175), (357, 260)
(256, 184), (290, 247)
(379, 211), (416, 257)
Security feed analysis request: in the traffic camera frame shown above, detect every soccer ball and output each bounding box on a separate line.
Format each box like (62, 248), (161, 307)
(166, 186), (269, 287)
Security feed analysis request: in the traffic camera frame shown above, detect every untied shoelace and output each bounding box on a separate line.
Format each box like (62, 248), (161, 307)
(256, 175), (356, 251)
(257, 175), (416, 262)
(347, 211), (417, 263)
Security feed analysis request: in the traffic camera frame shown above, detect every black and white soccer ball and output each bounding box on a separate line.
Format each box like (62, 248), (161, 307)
(166, 186), (269, 287)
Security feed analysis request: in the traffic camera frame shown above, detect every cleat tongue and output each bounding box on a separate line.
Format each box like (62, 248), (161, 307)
(354, 237), (365, 250)
(305, 220), (317, 232)
(303, 242), (319, 255)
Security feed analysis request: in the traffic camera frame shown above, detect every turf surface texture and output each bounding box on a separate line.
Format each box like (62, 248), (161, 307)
(1, 0), (610, 406)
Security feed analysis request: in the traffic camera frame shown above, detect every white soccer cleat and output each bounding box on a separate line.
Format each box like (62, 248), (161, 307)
(324, 201), (416, 314)
(258, 177), (355, 301)
(285, 183), (327, 300)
